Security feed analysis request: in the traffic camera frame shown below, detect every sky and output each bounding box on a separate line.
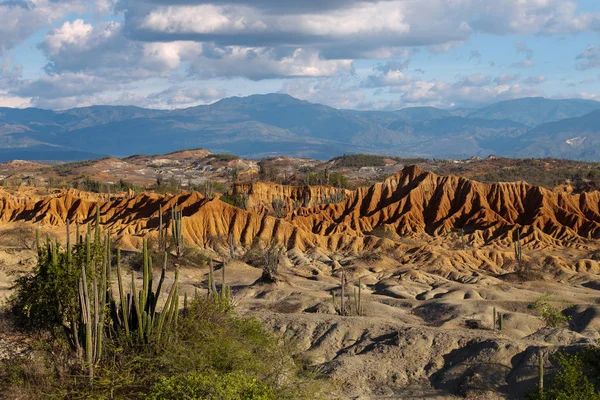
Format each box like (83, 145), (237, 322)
(1, 0), (600, 111)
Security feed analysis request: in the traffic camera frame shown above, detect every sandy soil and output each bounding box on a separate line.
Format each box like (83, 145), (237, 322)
(0, 227), (597, 399)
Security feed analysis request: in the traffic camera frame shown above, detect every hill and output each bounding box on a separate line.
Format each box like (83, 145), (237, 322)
(0, 94), (599, 161)
(467, 97), (600, 126)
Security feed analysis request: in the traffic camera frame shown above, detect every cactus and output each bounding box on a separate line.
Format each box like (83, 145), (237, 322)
(514, 230), (523, 272)
(493, 307), (497, 330)
(353, 279), (364, 316)
(158, 204), (164, 251)
(33, 223), (182, 379)
(116, 249), (129, 336)
(499, 313), (503, 331)
(153, 252), (168, 315)
(183, 292), (188, 315)
(171, 204), (184, 257)
(538, 348), (544, 395)
(229, 234), (235, 260)
(141, 238), (149, 312)
(340, 270), (346, 316)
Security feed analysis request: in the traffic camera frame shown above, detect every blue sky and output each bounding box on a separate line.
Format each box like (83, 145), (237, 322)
(1, 0), (600, 110)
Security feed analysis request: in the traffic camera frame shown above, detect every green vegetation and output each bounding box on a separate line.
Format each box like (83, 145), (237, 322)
(52, 158), (109, 177)
(72, 177), (142, 194)
(331, 154), (388, 168)
(467, 158), (600, 192)
(208, 153), (240, 162)
(527, 349), (600, 399)
(221, 192), (249, 210)
(1, 214), (325, 399)
(153, 176), (183, 194)
(532, 295), (571, 328)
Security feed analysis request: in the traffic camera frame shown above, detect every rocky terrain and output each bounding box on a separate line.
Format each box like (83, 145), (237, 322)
(2, 165), (600, 398)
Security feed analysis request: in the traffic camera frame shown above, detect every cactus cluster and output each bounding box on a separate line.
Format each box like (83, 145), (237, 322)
(514, 230), (523, 271)
(332, 269), (364, 316)
(40, 208), (182, 380)
(207, 259), (231, 303)
(171, 204), (184, 257)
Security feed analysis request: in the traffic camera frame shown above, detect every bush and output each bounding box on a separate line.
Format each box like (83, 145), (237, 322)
(532, 295), (571, 328)
(209, 153), (240, 162)
(146, 370), (275, 400)
(2, 234), (323, 399)
(331, 154), (387, 168)
(527, 350), (600, 400)
(221, 192), (249, 210)
(243, 241), (284, 283)
(1, 296), (324, 399)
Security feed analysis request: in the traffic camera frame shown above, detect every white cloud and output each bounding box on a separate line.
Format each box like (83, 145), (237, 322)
(494, 74), (520, 85)
(523, 75), (547, 85)
(126, 0), (600, 58)
(280, 75), (372, 110)
(146, 86), (226, 108)
(576, 46), (600, 70)
(188, 46), (353, 80)
(11, 73), (121, 99)
(0, 0), (87, 55)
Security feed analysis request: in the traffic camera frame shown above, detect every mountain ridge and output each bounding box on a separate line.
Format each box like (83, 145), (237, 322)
(0, 94), (599, 161)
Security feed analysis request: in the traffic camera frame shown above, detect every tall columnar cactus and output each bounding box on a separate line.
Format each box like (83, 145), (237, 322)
(499, 313), (503, 331)
(32, 210), (181, 381)
(116, 249), (129, 336)
(229, 234), (235, 260)
(158, 204), (164, 252)
(171, 204), (184, 257)
(353, 279), (364, 316)
(514, 230), (523, 272)
(73, 221), (179, 378)
(340, 270), (346, 316)
(538, 348), (544, 395)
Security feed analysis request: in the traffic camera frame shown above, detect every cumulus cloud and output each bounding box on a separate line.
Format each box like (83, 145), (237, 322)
(576, 46), (600, 70)
(454, 73), (491, 87)
(511, 42), (534, 68)
(11, 73), (121, 99)
(280, 75), (373, 110)
(494, 74), (520, 85)
(4, 0), (599, 109)
(523, 76), (547, 85)
(187, 46), (353, 80)
(146, 86), (226, 107)
(0, 0), (86, 55)
(124, 0), (600, 58)
(40, 19), (195, 78)
(398, 80), (542, 108)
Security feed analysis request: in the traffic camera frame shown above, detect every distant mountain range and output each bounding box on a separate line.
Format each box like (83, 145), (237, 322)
(0, 94), (599, 162)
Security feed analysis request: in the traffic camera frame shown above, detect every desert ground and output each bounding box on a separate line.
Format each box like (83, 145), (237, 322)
(1, 163), (600, 399)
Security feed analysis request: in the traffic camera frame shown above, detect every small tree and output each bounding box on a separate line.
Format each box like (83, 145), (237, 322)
(532, 295), (571, 328)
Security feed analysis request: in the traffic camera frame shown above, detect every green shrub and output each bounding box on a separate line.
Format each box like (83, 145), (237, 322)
(209, 153), (240, 162)
(221, 193), (249, 210)
(532, 295), (571, 328)
(331, 154), (387, 168)
(527, 350), (600, 400)
(146, 370), (275, 400)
